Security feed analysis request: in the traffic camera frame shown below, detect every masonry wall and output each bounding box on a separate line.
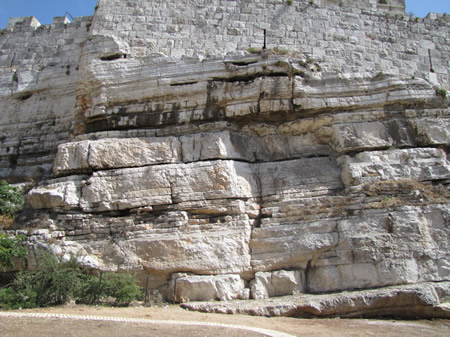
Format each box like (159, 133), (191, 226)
(91, 0), (447, 84)
(0, 16), (92, 181)
(0, 0), (448, 181)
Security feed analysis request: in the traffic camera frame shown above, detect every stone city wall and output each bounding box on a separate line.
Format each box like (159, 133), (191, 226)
(0, 16), (92, 180)
(0, 0), (448, 180)
(92, 0), (445, 82)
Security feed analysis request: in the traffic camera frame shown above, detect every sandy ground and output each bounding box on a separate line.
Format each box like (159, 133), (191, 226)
(0, 304), (449, 337)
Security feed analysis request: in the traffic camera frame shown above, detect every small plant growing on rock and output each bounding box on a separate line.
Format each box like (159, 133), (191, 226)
(272, 46), (289, 55)
(0, 181), (24, 228)
(286, 0), (294, 5)
(0, 234), (26, 271)
(11, 71), (18, 83)
(435, 87), (448, 99)
(247, 47), (263, 54)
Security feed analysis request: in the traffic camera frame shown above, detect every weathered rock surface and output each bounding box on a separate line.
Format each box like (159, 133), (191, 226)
(168, 273), (250, 302)
(339, 148), (450, 187)
(1, 0), (449, 319)
(54, 137), (181, 176)
(251, 270), (305, 299)
(182, 281), (450, 319)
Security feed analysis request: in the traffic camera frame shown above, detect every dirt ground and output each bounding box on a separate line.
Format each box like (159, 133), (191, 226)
(0, 304), (449, 337)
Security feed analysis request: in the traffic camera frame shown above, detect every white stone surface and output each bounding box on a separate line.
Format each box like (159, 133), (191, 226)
(251, 270), (305, 299)
(54, 137), (182, 176)
(339, 148), (450, 187)
(169, 274), (249, 302)
(27, 176), (84, 209)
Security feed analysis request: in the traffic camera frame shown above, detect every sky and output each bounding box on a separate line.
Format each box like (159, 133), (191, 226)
(0, 0), (449, 29)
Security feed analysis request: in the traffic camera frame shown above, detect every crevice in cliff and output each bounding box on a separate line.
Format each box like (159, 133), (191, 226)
(303, 260), (312, 293)
(16, 92), (33, 101)
(229, 60), (258, 67)
(338, 143), (447, 158)
(100, 53), (127, 61)
(170, 81), (198, 86)
(212, 72), (290, 83)
(251, 163), (263, 228)
(169, 181), (175, 205)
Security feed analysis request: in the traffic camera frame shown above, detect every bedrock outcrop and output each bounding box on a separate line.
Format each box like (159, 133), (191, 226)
(1, 0), (449, 318)
(182, 281), (450, 319)
(18, 54), (449, 311)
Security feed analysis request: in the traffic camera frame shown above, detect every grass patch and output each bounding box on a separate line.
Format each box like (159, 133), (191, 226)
(272, 46), (289, 55)
(247, 47), (263, 54)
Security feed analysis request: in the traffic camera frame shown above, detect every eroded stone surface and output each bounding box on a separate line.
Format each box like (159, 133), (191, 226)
(182, 281), (450, 319)
(168, 273), (250, 302)
(251, 270), (305, 299)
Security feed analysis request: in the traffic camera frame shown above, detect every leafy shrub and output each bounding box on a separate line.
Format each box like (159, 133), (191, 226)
(0, 287), (36, 310)
(103, 273), (143, 305)
(77, 272), (143, 305)
(0, 252), (143, 309)
(0, 234), (26, 271)
(11, 253), (82, 307)
(76, 273), (104, 305)
(0, 181), (24, 218)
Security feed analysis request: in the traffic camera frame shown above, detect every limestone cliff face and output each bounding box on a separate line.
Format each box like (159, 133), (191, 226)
(0, 0), (449, 314)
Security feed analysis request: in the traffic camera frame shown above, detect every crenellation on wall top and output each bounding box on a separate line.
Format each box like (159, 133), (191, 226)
(5, 15), (92, 31)
(52, 16), (71, 25)
(7, 16), (41, 30)
(320, 0), (405, 13)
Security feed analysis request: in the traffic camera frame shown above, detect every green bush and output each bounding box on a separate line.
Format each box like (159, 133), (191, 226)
(76, 273), (103, 304)
(0, 234), (26, 271)
(0, 252), (143, 309)
(103, 273), (143, 304)
(0, 181), (24, 218)
(11, 253), (82, 307)
(0, 287), (36, 310)
(77, 273), (143, 305)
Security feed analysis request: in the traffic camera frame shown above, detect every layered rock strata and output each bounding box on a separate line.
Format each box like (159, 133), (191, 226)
(182, 281), (450, 319)
(0, 0), (448, 317)
(19, 54), (450, 306)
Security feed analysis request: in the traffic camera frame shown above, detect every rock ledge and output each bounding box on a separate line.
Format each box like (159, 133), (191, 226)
(181, 282), (450, 319)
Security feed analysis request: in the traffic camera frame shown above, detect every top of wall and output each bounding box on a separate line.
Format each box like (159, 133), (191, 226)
(0, 0), (408, 33)
(3, 15), (92, 32)
(321, 0), (405, 13)
(1, 0), (448, 88)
